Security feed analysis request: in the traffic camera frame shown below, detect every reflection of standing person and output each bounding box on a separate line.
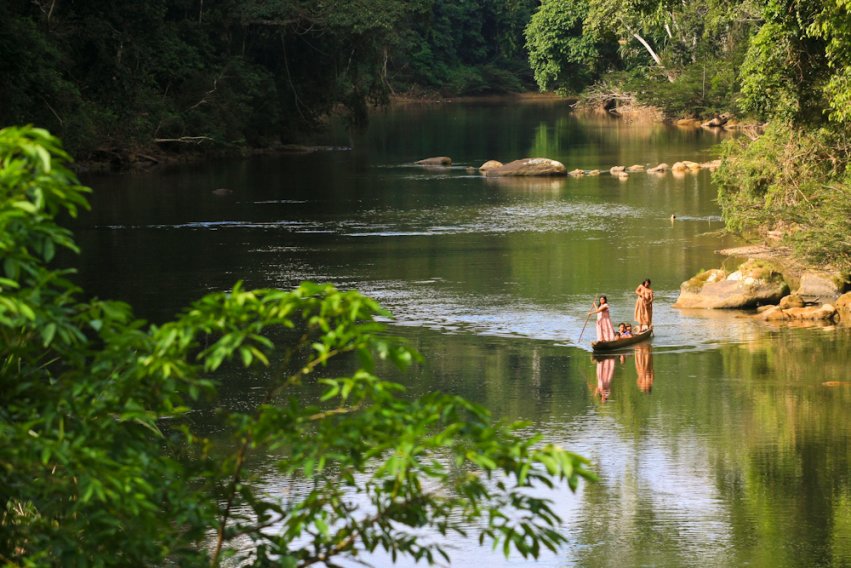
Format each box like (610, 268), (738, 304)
(634, 343), (654, 393)
(634, 279), (654, 332)
(595, 356), (615, 402)
(592, 296), (616, 342)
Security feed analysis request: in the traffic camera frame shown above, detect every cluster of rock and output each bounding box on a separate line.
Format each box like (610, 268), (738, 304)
(414, 156), (721, 178)
(674, 259), (851, 324)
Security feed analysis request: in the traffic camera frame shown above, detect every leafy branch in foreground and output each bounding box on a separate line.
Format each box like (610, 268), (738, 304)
(0, 125), (595, 567)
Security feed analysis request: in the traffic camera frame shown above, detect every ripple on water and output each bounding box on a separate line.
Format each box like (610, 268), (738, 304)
(350, 280), (762, 352)
(99, 201), (647, 237)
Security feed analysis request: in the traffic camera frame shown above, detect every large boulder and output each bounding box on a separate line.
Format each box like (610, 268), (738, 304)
(674, 260), (789, 309)
(485, 158), (567, 177)
(416, 156), (452, 166)
(671, 161), (688, 173)
(796, 270), (847, 304)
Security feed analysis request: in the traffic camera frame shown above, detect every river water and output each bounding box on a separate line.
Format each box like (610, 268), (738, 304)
(77, 100), (851, 567)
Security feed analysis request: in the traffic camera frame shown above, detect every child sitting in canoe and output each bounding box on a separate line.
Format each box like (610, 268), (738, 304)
(621, 323), (633, 338)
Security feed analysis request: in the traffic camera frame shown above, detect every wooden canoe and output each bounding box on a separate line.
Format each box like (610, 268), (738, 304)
(592, 327), (653, 351)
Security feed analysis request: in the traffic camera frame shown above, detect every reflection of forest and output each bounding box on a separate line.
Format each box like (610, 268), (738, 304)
(714, 329), (851, 566)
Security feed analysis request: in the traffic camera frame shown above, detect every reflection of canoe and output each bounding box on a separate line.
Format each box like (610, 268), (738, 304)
(592, 328), (653, 351)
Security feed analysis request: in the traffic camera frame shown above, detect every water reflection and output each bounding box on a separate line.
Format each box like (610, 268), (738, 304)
(592, 344), (655, 401)
(634, 343), (654, 393)
(593, 355), (615, 402)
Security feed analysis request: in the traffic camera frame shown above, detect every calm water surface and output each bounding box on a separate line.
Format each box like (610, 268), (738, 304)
(77, 101), (851, 567)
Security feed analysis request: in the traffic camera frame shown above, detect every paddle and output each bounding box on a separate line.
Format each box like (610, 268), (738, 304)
(577, 296), (598, 343)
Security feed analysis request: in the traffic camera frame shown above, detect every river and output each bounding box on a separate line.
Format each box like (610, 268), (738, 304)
(77, 99), (851, 567)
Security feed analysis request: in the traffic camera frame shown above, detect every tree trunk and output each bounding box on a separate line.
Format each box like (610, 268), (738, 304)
(632, 33), (675, 82)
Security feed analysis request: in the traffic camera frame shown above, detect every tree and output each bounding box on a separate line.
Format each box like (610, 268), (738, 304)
(0, 125), (595, 566)
(525, 0), (609, 92)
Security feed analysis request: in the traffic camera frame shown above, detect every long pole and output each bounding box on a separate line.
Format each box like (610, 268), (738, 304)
(578, 298), (597, 342)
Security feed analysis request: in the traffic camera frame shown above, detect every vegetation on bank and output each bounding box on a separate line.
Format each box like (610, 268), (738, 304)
(525, 0), (851, 270)
(0, 125), (594, 565)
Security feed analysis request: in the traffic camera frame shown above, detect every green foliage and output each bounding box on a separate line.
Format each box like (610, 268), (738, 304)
(0, 126), (595, 565)
(620, 51), (742, 117)
(390, 0), (538, 95)
(525, 0), (607, 93)
(715, 122), (851, 269)
(806, 0), (851, 124)
(738, 21), (826, 123)
(1, 0), (545, 158)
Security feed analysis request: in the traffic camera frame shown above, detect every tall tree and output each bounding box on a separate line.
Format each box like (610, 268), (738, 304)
(525, 0), (607, 92)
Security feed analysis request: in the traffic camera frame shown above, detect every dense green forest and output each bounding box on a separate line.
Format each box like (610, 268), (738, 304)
(1, 0), (848, 263)
(525, 0), (850, 268)
(1, 0), (536, 160)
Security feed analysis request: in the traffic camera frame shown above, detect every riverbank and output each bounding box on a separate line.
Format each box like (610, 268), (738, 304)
(74, 92), (570, 173)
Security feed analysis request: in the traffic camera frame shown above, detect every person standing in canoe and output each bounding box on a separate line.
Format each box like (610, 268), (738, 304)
(634, 279), (653, 332)
(592, 295), (617, 342)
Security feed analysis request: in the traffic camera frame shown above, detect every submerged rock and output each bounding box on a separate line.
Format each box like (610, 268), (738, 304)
(485, 158), (567, 177)
(569, 168), (585, 177)
(647, 163), (670, 173)
(784, 305), (837, 320)
(416, 156), (452, 166)
(626, 164), (646, 172)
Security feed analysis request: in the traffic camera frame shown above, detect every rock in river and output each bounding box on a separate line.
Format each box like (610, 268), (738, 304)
(796, 270), (848, 304)
(416, 156), (452, 166)
(485, 158), (567, 177)
(836, 292), (851, 322)
(479, 160), (503, 173)
(674, 260), (789, 309)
